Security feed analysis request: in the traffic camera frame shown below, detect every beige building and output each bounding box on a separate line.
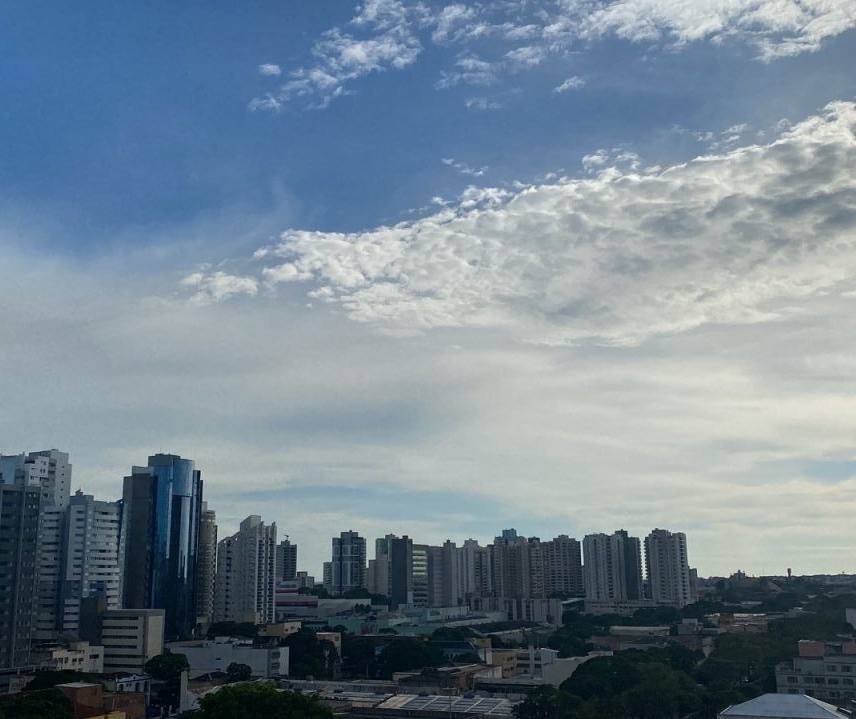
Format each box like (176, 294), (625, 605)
(101, 609), (164, 674)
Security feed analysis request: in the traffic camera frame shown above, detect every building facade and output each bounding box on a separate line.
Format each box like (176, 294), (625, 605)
(214, 515), (277, 624)
(329, 531), (366, 596)
(583, 530), (643, 602)
(276, 538), (298, 582)
(644, 528), (693, 608)
(196, 502), (217, 628)
(121, 454), (203, 640)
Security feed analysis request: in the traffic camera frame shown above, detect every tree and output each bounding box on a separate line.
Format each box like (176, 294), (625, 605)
(145, 649), (190, 680)
(513, 686), (582, 719)
(283, 629), (339, 679)
(0, 689), (74, 719)
(194, 683), (333, 719)
(226, 663), (253, 683)
(24, 670), (98, 691)
(375, 637), (446, 679)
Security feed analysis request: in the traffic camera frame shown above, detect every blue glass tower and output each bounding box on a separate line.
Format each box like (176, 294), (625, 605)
(121, 454), (203, 640)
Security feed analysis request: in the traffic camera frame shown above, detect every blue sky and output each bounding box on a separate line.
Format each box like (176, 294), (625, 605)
(3, 0), (856, 576)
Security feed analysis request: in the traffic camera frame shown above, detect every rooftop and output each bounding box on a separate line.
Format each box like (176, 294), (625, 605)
(719, 693), (851, 718)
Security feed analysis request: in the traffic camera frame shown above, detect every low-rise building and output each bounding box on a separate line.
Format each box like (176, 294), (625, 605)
(166, 638), (289, 679)
(776, 640), (856, 704)
(55, 681), (147, 719)
(719, 693), (850, 718)
(32, 641), (104, 673)
(100, 609), (165, 674)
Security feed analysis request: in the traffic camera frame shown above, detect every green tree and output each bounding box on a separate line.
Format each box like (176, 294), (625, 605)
(145, 649), (190, 680)
(283, 629), (339, 679)
(376, 637), (447, 679)
(226, 662), (253, 683)
(513, 686), (583, 719)
(24, 670), (98, 691)
(0, 689), (74, 719)
(194, 684), (333, 719)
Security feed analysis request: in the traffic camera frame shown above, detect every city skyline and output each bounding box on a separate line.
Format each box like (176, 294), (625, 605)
(3, 2), (856, 579)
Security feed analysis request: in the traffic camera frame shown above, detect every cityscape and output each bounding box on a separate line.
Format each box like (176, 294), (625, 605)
(2, 448), (856, 718)
(4, 0), (856, 718)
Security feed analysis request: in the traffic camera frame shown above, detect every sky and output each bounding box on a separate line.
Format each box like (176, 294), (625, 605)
(2, 0), (856, 578)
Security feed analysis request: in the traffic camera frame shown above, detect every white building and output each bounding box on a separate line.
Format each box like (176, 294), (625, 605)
(214, 515), (277, 624)
(167, 638), (289, 678)
(0, 449), (72, 509)
(36, 641), (104, 673)
(101, 608), (164, 674)
(583, 530), (643, 602)
(644, 529), (694, 608)
(59, 491), (122, 633)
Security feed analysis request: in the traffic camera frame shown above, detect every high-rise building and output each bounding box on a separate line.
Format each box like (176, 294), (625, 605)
(329, 531), (366, 596)
(34, 504), (65, 640)
(58, 491), (122, 635)
(196, 502), (217, 627)
(441, 540), (460, 607)
(121, 454), (203, 640)
(542, 535), (583, 598)
(387, 535), (413, 607)
(276, 538), (297, 582)
(583, 530), (642, 601)
(644, 529), (694, 608)
(0, 481), (41, 667)
(411, 544), (430, 607)
(491, 530), (544, 599)
(214, 515), (277, 624)
(0, 449), (72, 510)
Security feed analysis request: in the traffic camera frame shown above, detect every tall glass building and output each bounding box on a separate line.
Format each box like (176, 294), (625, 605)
(121, 454), (203, 640)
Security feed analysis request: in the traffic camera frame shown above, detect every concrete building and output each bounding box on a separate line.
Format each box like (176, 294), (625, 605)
(776, 640), (856, 705)
(121, 454), (203, 640)
(0, 449), (72, 510)
(100, 608), (165, 674)
(214, 515), (277, 624)
(58, 491), (122, 635)
(167, 637), (288, 678)
(34, 503), (65, 640)
(583, 530), (643, 602)
(412, 544), (430, 607)
(644, 528), (694, 608)
(542, 535), (583, 598)
(33, 641), (104, 673)
(330, 531), (366, 596)
(276, 538), (298, 582)
(719, 693), (850, 718)
(196, 502), (217, 629)
(0, 480), (41, 667)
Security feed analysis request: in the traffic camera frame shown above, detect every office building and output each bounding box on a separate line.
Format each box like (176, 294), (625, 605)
(276, 537), (298, 582)
(214, 515), (277, 624)
(776, 640), (856, 705)
(100, 608), (165, 674)
(58, 491), (122, 634)
(412, 544), (430, 607)
(196, 502), (217, 627)
(644, 528), (693, 608)
(583, 530), (643, 601)
(0, 481), (41, 667)
(121, 453), (203, 640)
(329, 531), (366, 596)
(34, 504), (65, 640)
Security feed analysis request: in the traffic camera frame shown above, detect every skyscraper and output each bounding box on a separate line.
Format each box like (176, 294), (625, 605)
(121, 454), (203, 640)
(329, 531), (366, 596)
(276, 537), (298, 582)
(543, 535), (584, 598)
(644, 529), (694, 608)
(214, 515), (277, 624)
(58, 491), (122, 634)
(0, 449), (72, 510)
(196, 502), (217, 628)
(583, 530), (642, 601)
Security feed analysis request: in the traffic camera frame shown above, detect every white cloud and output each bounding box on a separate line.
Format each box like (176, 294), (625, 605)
(258, 63), (282, 77)
(442, 157), (488, 177)
(252, 0), (856, 109)
(249, 0), (422, 109)
(554, 75), (585, 92)
(465, 96), (502, 111)
(219, 102), (856, 346)
(182, 270), (259, 305)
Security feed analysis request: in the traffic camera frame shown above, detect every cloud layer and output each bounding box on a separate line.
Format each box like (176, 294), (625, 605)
(252, 0), (856, 108)
(209, 102), (856, 346)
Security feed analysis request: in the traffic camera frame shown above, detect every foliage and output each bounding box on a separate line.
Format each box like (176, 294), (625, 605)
(226, 662), (253, 683)
(145, 649), (190, 680)
(513, 686), (582, 719)
(207, 621), (258, 639)
(194, 684), (333, 719)
(283, 629), (339, 679)
(375, 637), (447, 679)
(23, 670), (99, 691)
(431, 626), (476, 641)
(298, 586), (330, 598)
(0, 689), (74, 719)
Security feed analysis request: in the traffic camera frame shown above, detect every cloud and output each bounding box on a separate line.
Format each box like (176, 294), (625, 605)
(249, 0), (422, 110)
(554, 75), (585, 92)
(210, 102), (856, 346)
(442, 157), (488, 177)
(253, 0), (856, 108)
(464, 96), (502, 111)
(258, 63), (282, 77)
(181, 270), (259, 305)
